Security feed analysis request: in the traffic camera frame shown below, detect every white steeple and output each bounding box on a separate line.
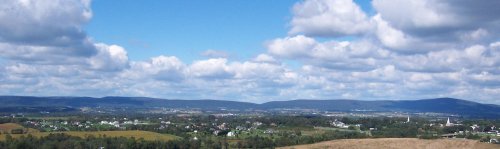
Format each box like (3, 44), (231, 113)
(446, 117), (453, 126)
(407, 116), (410, 123)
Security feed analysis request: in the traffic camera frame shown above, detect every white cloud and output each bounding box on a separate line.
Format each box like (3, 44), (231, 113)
(188, 58), (233, 79)
(0, 0), (96, 60)
(372, 0), (459, 29)
(267, 35), (387, 71)
(372, 0), (500, 52)
(351, 65), (398, 82)
(409, 73), (433, 82)
(231, 61), (284, 79)
(267, 35), (316, 58)
(0, 0), (499, 104)
(253, 54), (278, 63)
(124, 55), (185, 81)
(90, 44), (129, 71)
(372, 14), (414, 50)
(290, 0), (371, 36)
(395, 45), (496, 73)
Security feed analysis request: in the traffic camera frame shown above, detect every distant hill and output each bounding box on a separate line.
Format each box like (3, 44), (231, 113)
(261, 98), (500, 118)
(0, 96), (258, 110)
(0, 96), (498, 118)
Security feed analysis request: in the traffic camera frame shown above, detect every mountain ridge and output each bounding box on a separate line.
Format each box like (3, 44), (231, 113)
(0, 96), (498, 118)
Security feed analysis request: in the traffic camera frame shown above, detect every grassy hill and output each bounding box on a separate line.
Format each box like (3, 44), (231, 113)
(278, 138), (498, 149)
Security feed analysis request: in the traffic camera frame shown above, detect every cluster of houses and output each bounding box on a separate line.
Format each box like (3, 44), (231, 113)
(99, 119), (148, 128)
(209, 121), (271, 137)
(25, 120), (91, 131)
(165, 119), (276, 140)
(23, 118), (150, 132)
(330, 117), (500, 138)
(330, 119), (361, 129)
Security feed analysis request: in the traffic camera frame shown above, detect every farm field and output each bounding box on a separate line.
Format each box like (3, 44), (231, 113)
(0, 130), (180, 142)
(0, 123), (179, 141)
(0, 123), (39, 134)
(278, 138), (499, 149)
(0, 123), (24, 132)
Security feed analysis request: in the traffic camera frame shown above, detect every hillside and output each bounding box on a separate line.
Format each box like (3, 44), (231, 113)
(278, 138), (498, 149)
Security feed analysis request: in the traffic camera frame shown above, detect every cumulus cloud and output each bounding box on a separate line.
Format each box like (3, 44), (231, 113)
(124, 55), (185, 81)
(253, 54), (278, 63)
(0, 0), (96, 61)
(0, 0), (131, 71)
(372, 0), (500, 51)
(0, 0), (499, 104)
(0, 0), (131, 97)
(373, 0), (500, 33)
(261, 0), (500, 103)
(372, 14), (415, 51)
(290, 0), (371, 36)
(188, 58), (233, 79)
(395, 45), (497, 73)
(90, 44), (129, 71)
(231, 61), (285, 79)
(267, 35), (388, 71)
(267, 35), (316, 58)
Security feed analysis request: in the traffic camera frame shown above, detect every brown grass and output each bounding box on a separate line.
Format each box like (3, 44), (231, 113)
(0, 123), (40, 134)
(0, 123), (24, 131)
(0, 123), (178, 141)
(278, 138), (499, 149)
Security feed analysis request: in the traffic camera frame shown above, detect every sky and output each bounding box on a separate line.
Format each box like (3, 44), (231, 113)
(0, 0), (499, 104)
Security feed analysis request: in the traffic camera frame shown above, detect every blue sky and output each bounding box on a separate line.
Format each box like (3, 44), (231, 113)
(86, 0), (299, 62)
(85, 0), (374, 62)
(0, 0), (499, 104)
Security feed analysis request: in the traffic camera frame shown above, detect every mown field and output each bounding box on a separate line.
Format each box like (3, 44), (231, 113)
(0, 123), (179, 142)
(278, 138), (498, 149)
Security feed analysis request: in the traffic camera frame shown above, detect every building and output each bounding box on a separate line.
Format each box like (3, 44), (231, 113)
(331, 120), (348, 128)
(236, 126), (246, 131)
(264, 129), (275, 134)
(445, 117), (454, 127)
